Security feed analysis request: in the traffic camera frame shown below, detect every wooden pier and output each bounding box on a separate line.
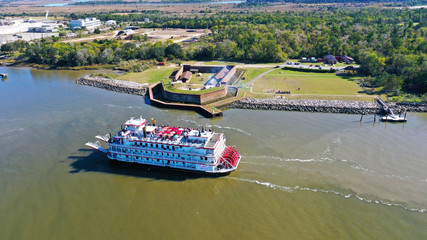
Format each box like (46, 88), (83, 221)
(376, 97), (407, 122)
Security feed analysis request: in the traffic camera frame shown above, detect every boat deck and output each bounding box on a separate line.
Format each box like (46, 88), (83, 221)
(205, 133), (221, 148)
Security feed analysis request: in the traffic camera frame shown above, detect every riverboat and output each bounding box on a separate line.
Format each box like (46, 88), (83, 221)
(86, 117), (241, 176)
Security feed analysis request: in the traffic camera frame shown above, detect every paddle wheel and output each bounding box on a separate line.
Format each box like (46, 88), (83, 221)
(219, 146), (240, 168)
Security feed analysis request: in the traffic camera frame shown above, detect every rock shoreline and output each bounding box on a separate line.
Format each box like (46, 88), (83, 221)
(75, 76), (427, 114)
(390, 102), (427, 113)
(76, 75), (148, 96)
(231, 98), (427, 114)
(231, 98), (381, 114)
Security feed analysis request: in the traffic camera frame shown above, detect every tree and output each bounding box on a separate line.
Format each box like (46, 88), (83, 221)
(359, 51), (386, 76)
(98, 48), (114, 64)
(165, 43), (183, 59)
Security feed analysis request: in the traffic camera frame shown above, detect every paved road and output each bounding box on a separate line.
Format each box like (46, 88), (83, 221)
(173, 33), (205, 43)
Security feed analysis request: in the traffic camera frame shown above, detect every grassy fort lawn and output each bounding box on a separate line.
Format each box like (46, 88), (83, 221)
(240, 67), (274, 84)
(117, 67), (173, 84)
(253, 69), (365, 96)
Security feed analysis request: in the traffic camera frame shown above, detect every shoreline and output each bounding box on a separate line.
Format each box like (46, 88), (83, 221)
(74, 76), (427, 114)
(230, 98), (427, 114)
(76, 75), (148, 96)
(3, 65), (423, 114)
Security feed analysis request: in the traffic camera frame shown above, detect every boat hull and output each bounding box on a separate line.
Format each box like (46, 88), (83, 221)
(380, 117), (407, 122)
(109, 159), (239, 177)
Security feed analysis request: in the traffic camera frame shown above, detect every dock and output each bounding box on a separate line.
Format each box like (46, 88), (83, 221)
(377, 97), (407, 122)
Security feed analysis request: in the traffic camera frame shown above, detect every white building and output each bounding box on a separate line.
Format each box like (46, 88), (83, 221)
(28, 22), (59, 33)
(105, 20), (116, 26)
(70, 18), (101, 30)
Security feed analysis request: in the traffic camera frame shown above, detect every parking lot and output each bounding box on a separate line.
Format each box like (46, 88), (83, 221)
(0, 32), (58, 45)
(285, 61), (344, 70)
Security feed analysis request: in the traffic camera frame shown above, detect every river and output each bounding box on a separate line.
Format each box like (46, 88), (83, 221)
(0, 67), (426, 239)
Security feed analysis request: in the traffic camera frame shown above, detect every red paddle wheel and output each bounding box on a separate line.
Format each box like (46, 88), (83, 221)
(219, 146), (240, 168)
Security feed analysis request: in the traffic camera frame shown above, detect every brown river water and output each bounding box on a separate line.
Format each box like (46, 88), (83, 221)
(0, 67), (426, 239)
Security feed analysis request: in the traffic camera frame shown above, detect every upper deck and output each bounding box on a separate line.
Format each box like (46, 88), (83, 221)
(113, 119), (222, 149)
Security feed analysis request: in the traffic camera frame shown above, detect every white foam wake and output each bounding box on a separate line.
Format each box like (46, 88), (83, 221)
(244, 155), (331, 163)
(206, 124), (252, 136)
(0, 127), (24, 136)
(226, 177), (426, 213)
(104, 104), (143, 109)
(244, 155), (373, 173)
(0, 117), (24, 122)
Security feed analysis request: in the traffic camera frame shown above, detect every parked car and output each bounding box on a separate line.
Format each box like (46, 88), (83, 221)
(295, 62), (300, 65)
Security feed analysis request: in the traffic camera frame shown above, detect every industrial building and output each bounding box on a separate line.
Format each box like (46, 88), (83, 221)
(70, 18), (101, 30)
(28, 21), (59, 33)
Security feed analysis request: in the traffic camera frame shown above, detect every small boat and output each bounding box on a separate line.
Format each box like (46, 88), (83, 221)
(0, 73), (7, 78)
(380, 115), (407, 122)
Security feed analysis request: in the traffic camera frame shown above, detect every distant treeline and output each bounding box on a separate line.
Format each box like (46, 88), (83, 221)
(1, 39), (184, 68)
(72, 0), (128, 5)
(247, 0), (427, 5)
(72, 0), (221, 5)
(160, 0), (218, 3)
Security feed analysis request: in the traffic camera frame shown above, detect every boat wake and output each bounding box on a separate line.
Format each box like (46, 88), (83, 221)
(227, 177), (426, 214)
(0, 117), (25, 122)
(241, 155), (327, 163)
(206, 124), (252, 136)
(104, 104), (143, 109)
(242, 155), (426, 183)
(0, 127), (24, 136)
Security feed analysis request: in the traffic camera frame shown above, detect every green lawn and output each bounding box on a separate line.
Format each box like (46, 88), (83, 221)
(117, 67), (173, 84)
(253, 69), (365, 96)
(163, 82), (224, 94)
(240, 67), (274, 84)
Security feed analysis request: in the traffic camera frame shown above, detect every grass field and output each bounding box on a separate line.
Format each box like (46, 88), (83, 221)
(117, 67), (173, 84)
(240, 67), (274, 85)
(252, 69), (368, 96)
